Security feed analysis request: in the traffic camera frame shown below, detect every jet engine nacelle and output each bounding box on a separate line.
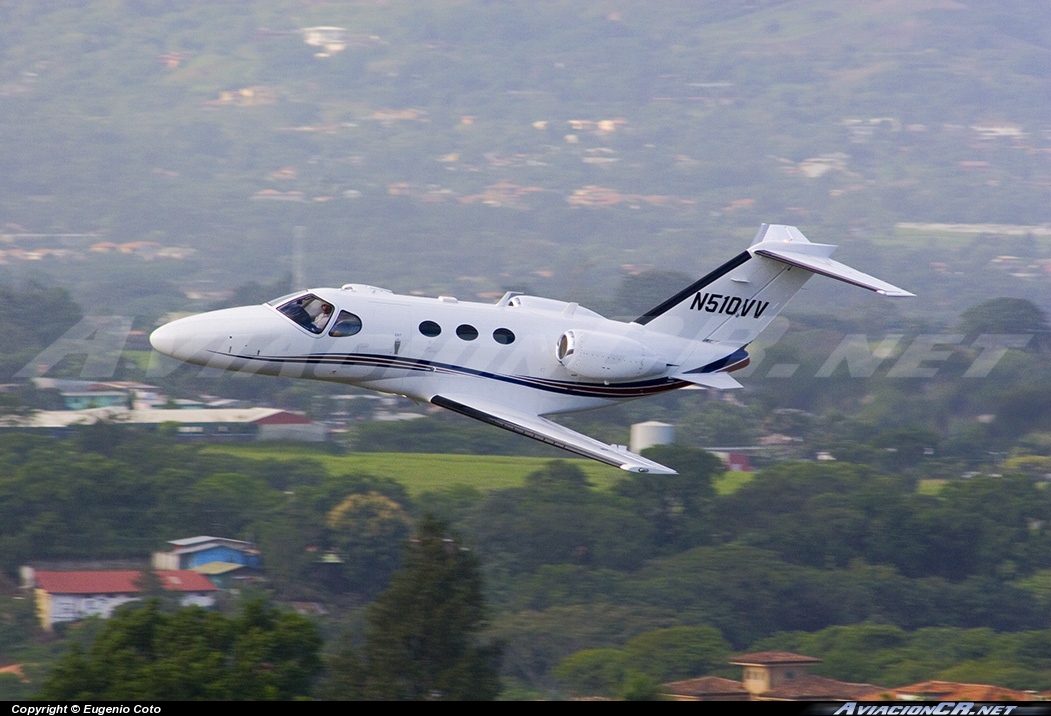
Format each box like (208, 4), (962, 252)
(556, 329), (666, 380)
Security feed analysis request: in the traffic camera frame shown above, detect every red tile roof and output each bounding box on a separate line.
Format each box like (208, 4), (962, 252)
(0, 664), (27, 682)
(253, 410), (312, 425)
(761, 674), (880, 700)
(664, 676), (749, 698)
(34, 570), (217, 594)
(860, 680), (1035, 702)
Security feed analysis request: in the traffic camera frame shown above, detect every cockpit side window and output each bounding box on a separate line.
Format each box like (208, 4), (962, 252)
(329, 310), (363, 337)
(276, 294), (334, 334)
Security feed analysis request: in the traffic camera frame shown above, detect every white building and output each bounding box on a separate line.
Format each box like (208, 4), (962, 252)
(12, 407), (326, 442)
(31, 570), (217, 630)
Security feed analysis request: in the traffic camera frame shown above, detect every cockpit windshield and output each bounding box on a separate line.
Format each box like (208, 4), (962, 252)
(273, 293), (334, 334)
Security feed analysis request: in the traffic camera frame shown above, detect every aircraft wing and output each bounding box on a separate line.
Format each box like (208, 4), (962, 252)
(430, 394), (678, 474)
(672, 371), (743, 390)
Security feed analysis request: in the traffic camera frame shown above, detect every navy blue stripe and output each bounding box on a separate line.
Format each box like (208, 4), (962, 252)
(683, 347), (750, 374)
(217, 350), (686, 399)
(633, 251), (752, 325)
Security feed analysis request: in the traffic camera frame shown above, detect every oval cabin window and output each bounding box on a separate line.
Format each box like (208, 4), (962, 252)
(456, 324), (479, 341)
(493, 328), (516, 345)
(419, 320), (442, 337)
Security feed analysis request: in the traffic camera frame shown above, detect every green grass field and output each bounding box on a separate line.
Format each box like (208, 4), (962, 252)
(203, 444), (752, 497)
(917, 479), (947, 496)
(713, 469), (755, 495)
(202, 444), (627, 495)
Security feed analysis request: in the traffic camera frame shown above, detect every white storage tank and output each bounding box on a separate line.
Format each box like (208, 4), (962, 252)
(630, 420), (675, 454)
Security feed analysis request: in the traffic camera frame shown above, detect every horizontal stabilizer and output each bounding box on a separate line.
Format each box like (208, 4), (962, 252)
(749, 226), (914, 297)
(431, 394), (677, 474)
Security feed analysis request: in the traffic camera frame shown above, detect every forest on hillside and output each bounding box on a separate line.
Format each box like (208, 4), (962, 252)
(0, 1), (1049, 322)
(6, 430), (1051, 698)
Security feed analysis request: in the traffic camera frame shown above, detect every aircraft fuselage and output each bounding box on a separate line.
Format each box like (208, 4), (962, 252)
(150, 284), (718, 418)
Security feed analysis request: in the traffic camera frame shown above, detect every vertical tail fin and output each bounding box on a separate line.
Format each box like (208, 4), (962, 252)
(634, 224), (912, 342)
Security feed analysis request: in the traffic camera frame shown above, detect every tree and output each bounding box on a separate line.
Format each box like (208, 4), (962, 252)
(617, 445), (721, 553)
(324, 489), (413, 599)
(622, 625), (731, 683)
(37, 598), (322, 700)
(554, 625), (730, 698)
(346, 515), (501, 700)
(465, 461), (654, 576)
(957, 297), (1051, 351)
(0, 283), (82, 382)
(553, 648), (628, 697)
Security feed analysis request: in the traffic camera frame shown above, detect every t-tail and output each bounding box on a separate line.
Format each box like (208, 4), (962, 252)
(634, 224), (913, 346)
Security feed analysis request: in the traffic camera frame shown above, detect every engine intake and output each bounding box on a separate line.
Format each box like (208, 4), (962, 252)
(556, 330), (665, 380)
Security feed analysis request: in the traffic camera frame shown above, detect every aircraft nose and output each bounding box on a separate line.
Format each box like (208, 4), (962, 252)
(150, 305), (293, 367)
(149, 316), (199, 362)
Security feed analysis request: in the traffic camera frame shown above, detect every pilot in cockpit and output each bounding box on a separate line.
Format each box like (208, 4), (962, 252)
(310, 302), (333, 331)
(276, 294), (334, 334)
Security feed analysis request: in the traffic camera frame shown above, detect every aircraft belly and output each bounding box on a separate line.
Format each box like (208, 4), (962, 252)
(400, 372), (610, 415)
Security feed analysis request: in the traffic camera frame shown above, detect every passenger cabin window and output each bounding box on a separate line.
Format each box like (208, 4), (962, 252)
(419, 320), (441, 337)
(456, 324), (478, 341)
(329, 310), (363, 337)
(275, 294), (334, 334)
(493, 328), (515, 345)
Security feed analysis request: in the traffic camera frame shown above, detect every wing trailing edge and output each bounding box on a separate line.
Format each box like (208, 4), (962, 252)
(672, 371), (743, 390)
(431, 394), (678, 474)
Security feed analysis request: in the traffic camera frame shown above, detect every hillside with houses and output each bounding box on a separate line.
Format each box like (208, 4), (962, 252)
(0, 1), (1049, 321)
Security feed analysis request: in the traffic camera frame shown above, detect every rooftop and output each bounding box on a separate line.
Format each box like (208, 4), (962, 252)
(730, 651), (822, 666)
(34, 570), (217, 594)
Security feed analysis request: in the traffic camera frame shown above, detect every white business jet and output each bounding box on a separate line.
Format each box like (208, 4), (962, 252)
(150, 224), (912, 475)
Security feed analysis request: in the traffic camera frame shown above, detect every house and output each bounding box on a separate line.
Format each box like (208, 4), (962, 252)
(731, 651), (878, 701)
(153, 536), (262, 571)
(29, 378), (165, 410)
(152, 536), (263, 588)
(31, 570), (217, 630)
(302, 26), (348, 57)
(663, 676), (750, 701)
(664, 651), (879, 702)
(859, 680), (1035, 702)
(0, 664), (27, 683)
(54, 390), (128, 410)
(188, 561), (251, 590)
(709, 450), (753, 472)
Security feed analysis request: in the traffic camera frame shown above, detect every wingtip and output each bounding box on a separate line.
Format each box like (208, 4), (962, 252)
(621, 463), (679, 475)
